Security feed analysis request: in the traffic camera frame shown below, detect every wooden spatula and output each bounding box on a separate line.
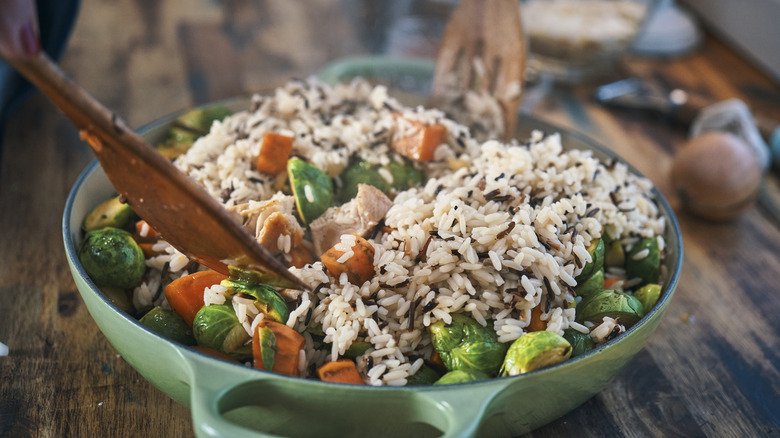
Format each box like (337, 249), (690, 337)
(432, 0), (527, 140)
(0, 6), (307, 289)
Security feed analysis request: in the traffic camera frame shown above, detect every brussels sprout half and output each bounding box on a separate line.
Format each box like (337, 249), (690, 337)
(140, 306), (196, 345)
(633, 283), (662, 313)
(221, 278), (291, 324)
(576, 289), (645, 328)
(500, 331), (572, 376)
(192, 303), (252, 361)
(574, 268), (604, 299)
(406, 364), (442, 386)
(340, 160), (390, 202)
(576, 238), (605, 283)
(77, 227), (145, 289)
(434, 369), (490, 385)
(288, 157), (334, 225)
(626, 237), (661, 286)
(562, 328), (595, 358)
(339, 158), (424, 202)
(428, 313), (507, 376)
(82, 196), (137, 232)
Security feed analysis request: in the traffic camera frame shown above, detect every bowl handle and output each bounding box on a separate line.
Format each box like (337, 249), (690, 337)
(417, 383), (505, 438)
(187, 356), (283, 438)
(185, 352), (504, 437)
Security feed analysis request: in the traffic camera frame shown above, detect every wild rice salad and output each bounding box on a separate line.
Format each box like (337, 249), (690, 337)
(78, 77), (667, 386)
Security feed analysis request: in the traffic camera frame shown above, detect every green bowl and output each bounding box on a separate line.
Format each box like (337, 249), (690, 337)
(63, 57), (682, 438)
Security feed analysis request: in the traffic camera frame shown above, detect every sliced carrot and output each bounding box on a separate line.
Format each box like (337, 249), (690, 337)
(316, 359), (365, 384)
(321, 233), (375, 285)
(164, 270), (227, 326)
(256, 132), (293, 175)
(527, 305), (546, 332)
(604, 277), (624, 290)
(135, 219), (161, 239)
(391, 118), (446, 162)
(138, 242), (161, 258)
(132, 220), (163, 256)
(253, 320), (305, 376)
(191, 345), (240, 363)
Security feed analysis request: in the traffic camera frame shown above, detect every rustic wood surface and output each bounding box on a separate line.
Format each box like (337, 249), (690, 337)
(1, 1), (779, 437)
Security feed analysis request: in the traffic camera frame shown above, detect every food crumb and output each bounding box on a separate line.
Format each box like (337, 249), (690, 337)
(98, 402), (104, 407)
(680, 312), (696, 324)
(0, 341), (8, 356)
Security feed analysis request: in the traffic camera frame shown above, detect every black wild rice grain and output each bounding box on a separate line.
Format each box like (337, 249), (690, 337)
(407, 297), (422, 331)
(485, 189), (501, 200)
(417, 235), (434, 262)
(380, 279), (410, 289)
(304, 306), (313, 326)
(152, 262), (170, 303)
(497, 222), (516, 239)
(313, 282), (327, 295)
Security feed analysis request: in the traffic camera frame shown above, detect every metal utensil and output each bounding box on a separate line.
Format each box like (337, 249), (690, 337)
(0, 12), (306, 289)
(432, 0), (527, 140)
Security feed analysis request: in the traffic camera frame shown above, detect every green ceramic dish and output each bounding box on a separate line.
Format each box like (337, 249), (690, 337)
(63, 57), (682, 438)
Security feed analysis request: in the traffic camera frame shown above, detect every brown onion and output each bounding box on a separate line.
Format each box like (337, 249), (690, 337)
(670, 131), (763, 221)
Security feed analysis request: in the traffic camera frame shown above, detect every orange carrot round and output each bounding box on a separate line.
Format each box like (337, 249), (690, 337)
(316, 359), (365, 384)
(321, 233), (375, 285)
(164, 270), (227, 326)
(253, 320), (305, 377)
(256, 132), (293, 175)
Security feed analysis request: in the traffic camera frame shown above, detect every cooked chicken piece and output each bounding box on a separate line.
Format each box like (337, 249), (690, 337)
(227, 196), (307, 256)
(310, 184), (393, 256)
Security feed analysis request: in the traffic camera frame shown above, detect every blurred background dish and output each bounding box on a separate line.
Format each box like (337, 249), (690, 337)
(520, 0), (656, 83)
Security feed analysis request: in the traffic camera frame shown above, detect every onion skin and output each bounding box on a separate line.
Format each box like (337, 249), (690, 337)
(670, 131), (763, 221)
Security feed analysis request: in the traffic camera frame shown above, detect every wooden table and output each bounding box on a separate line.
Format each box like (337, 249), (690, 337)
(2, 1), (779, 436)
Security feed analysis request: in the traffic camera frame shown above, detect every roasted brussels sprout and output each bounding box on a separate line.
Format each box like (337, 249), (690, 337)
(339, 158), (424, 202)
(500, 331), (572, 376)
(574, 268), (604, 299)
(626, 237), (660, 286)
(386, 159), (424, 191)
(576, 238), (605, 282)
(192, 303), (252, 361)
(344, 341), (372, 359)
(633, 283), (662, 314)
(178, 106), (232, 132)
(428, 313), (507, 376)
(157, 106), (232, 159)
(139, 306), (196, 345)
(288, 157), (334, 225)
(221, 278), (290, 324)
(576, 289), (645, 328)
(562, 328), (595, 358)
(82, 196), (136, 232)
(101, 286), (135, 313)
(340, 160), (390, 202)
(77, 227), (145, 289)
(406, 364), (441, 386)
(434, 369), (490, 385)
(604, 238), (626, 269)
(227, 265), (301, 290)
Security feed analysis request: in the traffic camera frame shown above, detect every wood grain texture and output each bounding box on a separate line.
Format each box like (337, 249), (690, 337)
(1, 1), (779, 437)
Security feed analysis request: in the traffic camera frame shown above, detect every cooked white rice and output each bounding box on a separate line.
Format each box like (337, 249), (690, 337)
(132, 77), (665, 385)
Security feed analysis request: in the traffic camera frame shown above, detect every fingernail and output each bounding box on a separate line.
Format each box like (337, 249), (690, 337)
(19, 20), (40, 57)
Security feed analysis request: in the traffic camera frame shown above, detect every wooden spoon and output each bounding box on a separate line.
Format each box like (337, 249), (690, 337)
(432, 0), (527, 140)
(0, 8), (307, 289)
